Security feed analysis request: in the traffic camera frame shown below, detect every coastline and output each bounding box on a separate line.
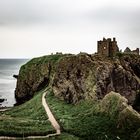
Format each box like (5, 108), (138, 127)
(0, 59), (29, 108)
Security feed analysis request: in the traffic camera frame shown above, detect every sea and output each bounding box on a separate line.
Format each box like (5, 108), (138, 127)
(0, 59), (29, 107)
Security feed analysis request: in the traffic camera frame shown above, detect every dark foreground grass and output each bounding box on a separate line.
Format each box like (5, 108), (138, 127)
(0, 90), (54, 137)
(46, 91), (136, 140)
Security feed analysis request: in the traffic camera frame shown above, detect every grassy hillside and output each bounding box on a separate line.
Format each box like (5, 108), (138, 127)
(46, 91), (118, 140)
(0, 89), (54, 137)
(0, 89), (80, 139)
(46, 90), (140, 140)
(0, 88), (140, 139)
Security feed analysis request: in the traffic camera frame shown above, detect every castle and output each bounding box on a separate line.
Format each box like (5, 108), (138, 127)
(97, 37), (139, 56)
(97, 37), (119, 57)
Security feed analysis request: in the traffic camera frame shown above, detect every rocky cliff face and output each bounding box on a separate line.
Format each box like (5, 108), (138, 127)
(52, 54), (140, 106)
(15, 53), (140, 110)
(52, 54), (98, 104)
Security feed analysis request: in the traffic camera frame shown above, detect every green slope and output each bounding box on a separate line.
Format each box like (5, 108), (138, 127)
(0, 89), (54, 137)
(0, 88), (140, 139)
(45, 89), (140, 140)
(0, 89), (80, 139)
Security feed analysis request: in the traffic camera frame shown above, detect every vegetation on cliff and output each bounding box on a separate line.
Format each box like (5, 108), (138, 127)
(15, 54), (71, 105)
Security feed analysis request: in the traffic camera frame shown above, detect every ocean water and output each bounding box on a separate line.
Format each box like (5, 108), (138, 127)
(0, 59), (29, 107)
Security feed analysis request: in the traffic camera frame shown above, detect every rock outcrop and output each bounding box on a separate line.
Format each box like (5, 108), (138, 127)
(52, 54), (98, 104)
(100, 92), (140, 132)
(13, 74), (18, 79)
(15, 53), (140, 110)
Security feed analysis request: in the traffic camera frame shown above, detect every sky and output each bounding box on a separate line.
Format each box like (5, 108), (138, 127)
(0, 0), (140, 58)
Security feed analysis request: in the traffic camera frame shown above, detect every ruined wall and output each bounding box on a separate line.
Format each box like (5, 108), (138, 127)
(132, 48), (139, 55)
(124, 47), (139, 55)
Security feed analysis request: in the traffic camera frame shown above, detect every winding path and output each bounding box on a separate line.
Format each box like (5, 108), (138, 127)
(0, 91), (61, 139)
(28, 91), (61, 139)
(42, 92), (61, 135)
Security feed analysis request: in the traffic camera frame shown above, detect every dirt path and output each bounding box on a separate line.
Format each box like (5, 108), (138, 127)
(0, 91), (61, 139)
(42, 92), (61, 135)
(28, 92), (61, 139)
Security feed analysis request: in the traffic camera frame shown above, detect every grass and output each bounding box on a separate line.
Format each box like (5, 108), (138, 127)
(0, 87), (139, 139)
(0, 89), (54, 137)
(46, 90), (124, 140)
(0, 87), (80, 139)
(45, 90), (140, 140)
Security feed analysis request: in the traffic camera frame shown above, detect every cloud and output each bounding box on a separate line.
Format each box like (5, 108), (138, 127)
(0, 0), (140, 26)
(0, 0), (140, 58)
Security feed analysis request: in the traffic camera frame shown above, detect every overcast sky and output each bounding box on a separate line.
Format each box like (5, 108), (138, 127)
(0, 0), (140, 58)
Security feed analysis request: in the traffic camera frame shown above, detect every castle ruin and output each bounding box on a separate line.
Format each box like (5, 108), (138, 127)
(97, 37), (139, 56)
(124, 47), (139, 55)
(97, 37), (119, 57)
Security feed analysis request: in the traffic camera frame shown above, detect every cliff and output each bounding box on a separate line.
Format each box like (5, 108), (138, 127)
(15, 53), (140, 111)
(15, 54), (69, 104)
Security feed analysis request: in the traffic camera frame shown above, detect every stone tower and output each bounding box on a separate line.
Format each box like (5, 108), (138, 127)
(97, 37), (119, 57)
